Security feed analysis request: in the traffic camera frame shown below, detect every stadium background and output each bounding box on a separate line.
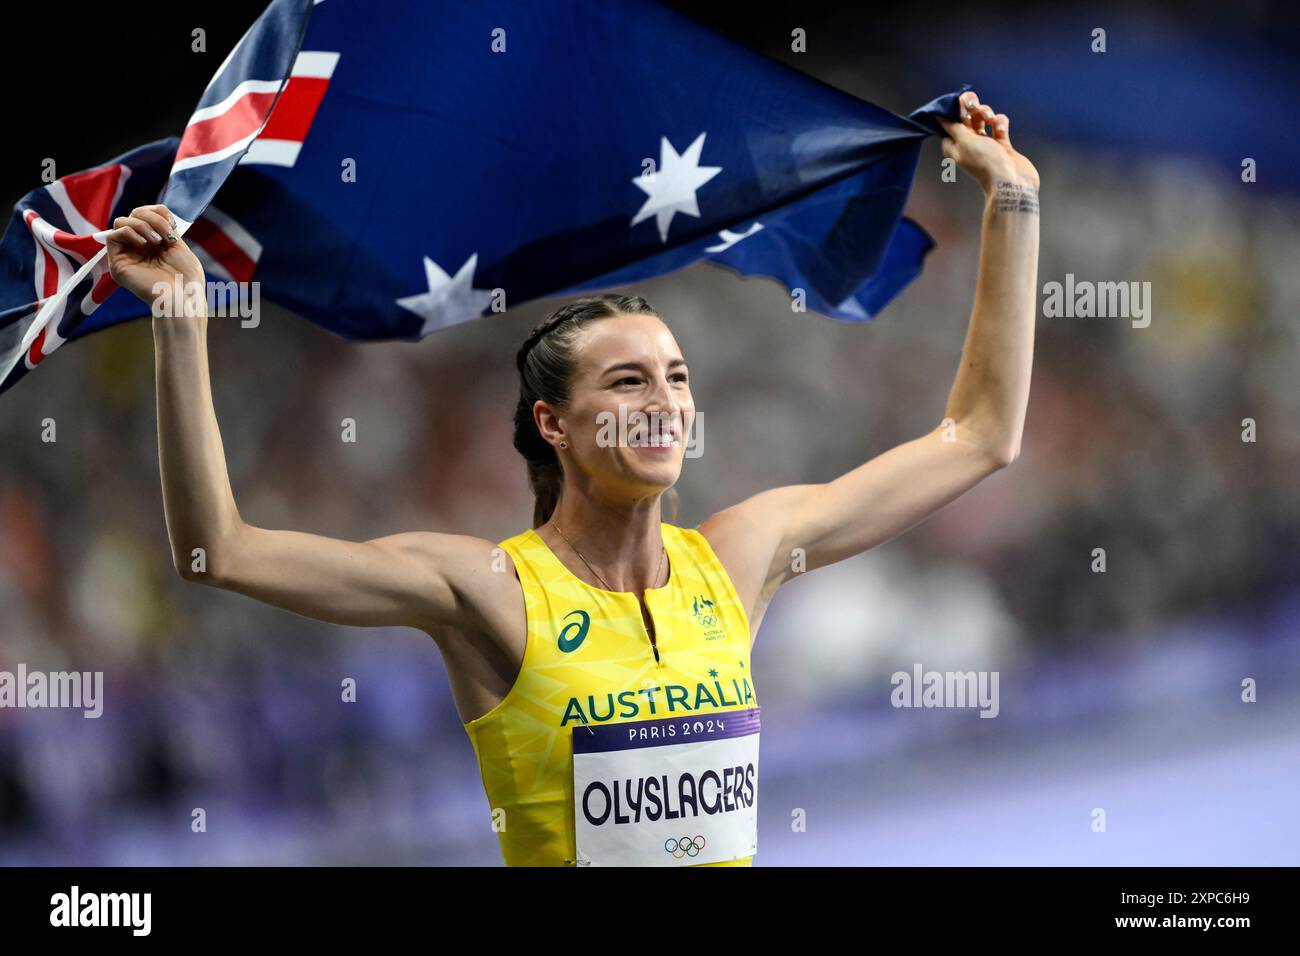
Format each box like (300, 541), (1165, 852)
(1, 1), (1297, 864)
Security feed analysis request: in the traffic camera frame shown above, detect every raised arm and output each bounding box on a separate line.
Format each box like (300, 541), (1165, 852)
(700, 91), (1040, 637)
(106, 204), (516, 635)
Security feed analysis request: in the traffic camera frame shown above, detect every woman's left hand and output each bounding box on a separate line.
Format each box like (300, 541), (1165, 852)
(936, 90), (1040, 194)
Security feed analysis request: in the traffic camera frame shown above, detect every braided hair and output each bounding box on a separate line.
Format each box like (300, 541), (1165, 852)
(513, 293), (662, 527)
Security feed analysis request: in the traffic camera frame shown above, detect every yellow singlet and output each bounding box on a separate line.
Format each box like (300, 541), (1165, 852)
(464, 522), (758, 867)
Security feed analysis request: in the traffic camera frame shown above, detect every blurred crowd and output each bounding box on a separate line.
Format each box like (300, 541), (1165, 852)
(2, 125), (1298, 860)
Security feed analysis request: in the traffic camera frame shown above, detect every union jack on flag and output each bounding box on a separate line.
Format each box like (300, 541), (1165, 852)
(0, 0), (312, 395)
(0, 0), (964, 399)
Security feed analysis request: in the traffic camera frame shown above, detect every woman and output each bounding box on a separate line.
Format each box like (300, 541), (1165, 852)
(106, 90), (1038, 866)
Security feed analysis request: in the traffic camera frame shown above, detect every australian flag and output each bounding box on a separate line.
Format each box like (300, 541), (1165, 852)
(0, 0), (964, 397)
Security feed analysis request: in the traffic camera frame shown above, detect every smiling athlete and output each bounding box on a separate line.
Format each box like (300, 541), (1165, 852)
(106, 90), (1039, 866)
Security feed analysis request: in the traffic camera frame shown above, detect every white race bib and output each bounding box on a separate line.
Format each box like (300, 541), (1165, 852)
(572, 707), (760, 866)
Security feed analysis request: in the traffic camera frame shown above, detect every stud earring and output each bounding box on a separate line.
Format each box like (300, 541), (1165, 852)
(559, 441), (568, 449)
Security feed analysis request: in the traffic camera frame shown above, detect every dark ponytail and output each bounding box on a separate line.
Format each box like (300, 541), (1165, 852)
(513, 293), (660, 527)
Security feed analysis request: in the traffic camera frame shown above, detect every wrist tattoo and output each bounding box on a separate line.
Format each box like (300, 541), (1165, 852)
(993, 180), (1039, 215)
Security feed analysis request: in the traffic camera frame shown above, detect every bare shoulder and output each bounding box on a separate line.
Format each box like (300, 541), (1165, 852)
(377, 530), (515, 584)
(372, 530), (525, 641)
(696, 485), (817, 638)
(386, 532), (528, 722)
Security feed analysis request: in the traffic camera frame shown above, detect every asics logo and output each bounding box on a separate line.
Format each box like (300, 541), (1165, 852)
(557, 609), (591, 653)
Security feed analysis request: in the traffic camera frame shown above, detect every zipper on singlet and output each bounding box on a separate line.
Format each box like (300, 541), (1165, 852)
(642, 608), (661, 665)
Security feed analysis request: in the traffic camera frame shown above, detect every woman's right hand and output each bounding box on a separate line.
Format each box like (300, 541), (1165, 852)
(936, 91), (1040, 196)
(105, 203), (205, 308)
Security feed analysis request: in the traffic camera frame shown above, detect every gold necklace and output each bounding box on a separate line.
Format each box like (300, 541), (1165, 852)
(553, 521), (666, 593)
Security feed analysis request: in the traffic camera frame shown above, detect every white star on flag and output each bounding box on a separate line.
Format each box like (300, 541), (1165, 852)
(631, 132), (723, 243)
(396, 253), (495, 335)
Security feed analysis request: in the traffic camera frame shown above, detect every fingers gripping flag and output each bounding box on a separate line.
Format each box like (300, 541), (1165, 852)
(0, 0), (965, 397)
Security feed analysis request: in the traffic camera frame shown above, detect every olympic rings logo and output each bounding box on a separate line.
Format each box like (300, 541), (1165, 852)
(664, 835), (706, 859)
